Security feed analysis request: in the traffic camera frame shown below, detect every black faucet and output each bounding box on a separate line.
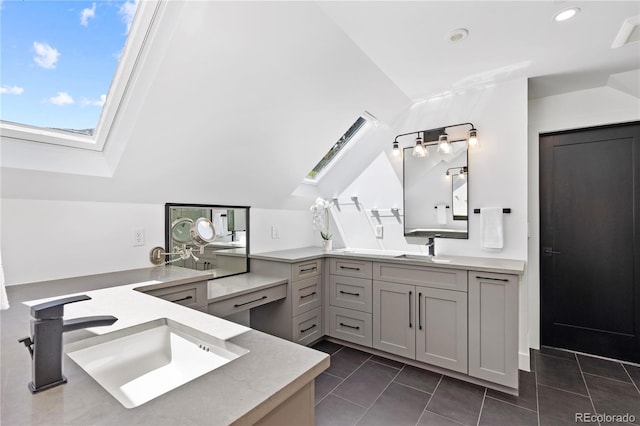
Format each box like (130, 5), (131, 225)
(18, 294), (118, 393)
(426, 237), (436, 256)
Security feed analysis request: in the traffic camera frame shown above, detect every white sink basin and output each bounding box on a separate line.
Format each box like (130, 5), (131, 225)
(394, 254), (452, 263)
(65, 318), (249, 408)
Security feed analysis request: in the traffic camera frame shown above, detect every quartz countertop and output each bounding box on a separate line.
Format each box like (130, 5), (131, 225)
(251, 247), (526, 274)
(1, 266), (328, 425)
(207, 273), (287, 302)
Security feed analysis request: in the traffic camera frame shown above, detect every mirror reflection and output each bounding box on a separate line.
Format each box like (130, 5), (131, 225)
(166, 203), (250, 279)
(403, 141), (468, 239)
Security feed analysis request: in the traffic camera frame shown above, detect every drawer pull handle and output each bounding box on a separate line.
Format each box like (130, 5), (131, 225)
(171, 295), (193, 303)
(300, 324), (317, 333)
(418, 292), (422, 330)
(339, 322), (360, 330)
(475, 276), (510, 282)
(339, 266), (361, 271)
(408, 291), (413, 328)
(339, 290), (360, 296)
(234, 295), (268, 308)
(300, 291), (317, 299)
(300, 267), (317, 272)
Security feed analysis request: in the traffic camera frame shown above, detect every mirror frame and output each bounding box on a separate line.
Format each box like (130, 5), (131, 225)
(402, 142), (469, 239)
(165, 202), (251, 279)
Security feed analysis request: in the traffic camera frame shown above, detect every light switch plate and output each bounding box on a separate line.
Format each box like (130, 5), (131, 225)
(375, 224), (383, 238)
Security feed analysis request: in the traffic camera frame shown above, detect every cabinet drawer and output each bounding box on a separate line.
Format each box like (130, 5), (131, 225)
(373, 263), (467, 292)
(329, 306), (372, 347)
(139, 281), (207, 310)
(292, 275), (322, 317)
(208, 283), (286, 317)
(330, 258), (373, 279)
(293, 307), (323, 346)
(329, 275), (372, 313)
(292, 260), (322, 280)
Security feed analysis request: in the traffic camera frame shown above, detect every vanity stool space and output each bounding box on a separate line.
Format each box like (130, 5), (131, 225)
(250, 258), (324, 346)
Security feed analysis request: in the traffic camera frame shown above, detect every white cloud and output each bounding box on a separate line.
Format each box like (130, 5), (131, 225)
(0, 85), (24, 95)
(80, 3), (96, 27)
(81, 94), (106, 106)
(49, 92), (74, 106)
(33, 42), (60, 69)
(119, 0), (138, 33)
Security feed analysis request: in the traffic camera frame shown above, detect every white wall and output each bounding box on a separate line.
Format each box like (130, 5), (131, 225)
(1, 199), (314, 285)
(527, 85), (640, 349)
(328, 79), (529, 260)
(320, 78), (531, 368)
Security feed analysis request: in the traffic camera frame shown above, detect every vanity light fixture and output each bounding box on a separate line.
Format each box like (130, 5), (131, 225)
(392, 141), (401, 157)
(392, 122), (478, 158)
(413, 133), (427, 157)
(437, 133), (451, 155)
(468, 127), (479, 147)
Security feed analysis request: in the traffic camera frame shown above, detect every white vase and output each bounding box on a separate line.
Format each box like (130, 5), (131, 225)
(322, 239), (333, 251)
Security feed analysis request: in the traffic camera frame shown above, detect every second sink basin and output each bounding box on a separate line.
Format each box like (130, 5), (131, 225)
(65, 318), (249, 408)
(394, 254), (452, 263)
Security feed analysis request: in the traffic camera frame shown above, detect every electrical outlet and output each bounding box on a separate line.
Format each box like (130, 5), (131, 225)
(375, 224), (384, 238)
(133, 228), (145, 246)
(271, 225), (280, 239)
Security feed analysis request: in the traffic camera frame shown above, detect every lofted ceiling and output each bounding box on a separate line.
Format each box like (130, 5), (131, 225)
(2, 1), (639, 209)
(318, 1), (640, 100)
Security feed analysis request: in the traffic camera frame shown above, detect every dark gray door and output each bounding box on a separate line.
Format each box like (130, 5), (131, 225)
(540, 122), (640, 363)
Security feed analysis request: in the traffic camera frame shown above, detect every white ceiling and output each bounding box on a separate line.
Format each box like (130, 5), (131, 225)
(318, 1), (640, 100)
(2, 1), (639, 208)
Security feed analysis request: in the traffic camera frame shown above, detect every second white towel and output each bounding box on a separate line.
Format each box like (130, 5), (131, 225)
(436, 205), (447, 225)
(481, 207), (504, 250)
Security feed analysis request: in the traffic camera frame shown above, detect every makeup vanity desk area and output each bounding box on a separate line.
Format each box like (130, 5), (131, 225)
(249, 247), (526, 395)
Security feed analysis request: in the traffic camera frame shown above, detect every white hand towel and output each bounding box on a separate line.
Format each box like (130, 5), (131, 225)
(213, 213), (226, 237)
(481, 207), (504, 250)
(1, 251), (9, 310)
(436, 205), (447, 225)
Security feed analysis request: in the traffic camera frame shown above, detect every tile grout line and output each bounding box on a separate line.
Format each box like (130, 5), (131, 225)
(536, 382), (590, 398)
(315, 351), (372, 407)
(352, 362), (405, 425)
(483, 394), (538, 414)
(621, 364), (640, 396)
(581, 370), (634, 385)
(414, 375), (444, 426)
(575, 354), (602, 426)
(476, 387), (487, 426)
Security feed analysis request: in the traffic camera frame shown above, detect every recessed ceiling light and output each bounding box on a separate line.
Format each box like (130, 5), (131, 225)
(554, 7), (580, 22)
(447, 28), (469, 43)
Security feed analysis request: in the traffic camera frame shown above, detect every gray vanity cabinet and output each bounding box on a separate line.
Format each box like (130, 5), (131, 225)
(415, 287), (467, 373)
(468, 272), (518, 388)
(372, 280), (415, 358)
(372, 279), (468, 373)
(372, 262), (468, 373)
(250, 258), (323, 346)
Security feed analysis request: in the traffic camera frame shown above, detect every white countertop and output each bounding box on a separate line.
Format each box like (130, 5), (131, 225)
(2, 267), (328, 425)
(251, 246), (526, 274)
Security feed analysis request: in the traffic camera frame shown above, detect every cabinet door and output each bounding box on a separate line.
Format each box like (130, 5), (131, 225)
(468, 273), (518, 388)
(372, 281), (415, 358)
(415, 287), (468, 373)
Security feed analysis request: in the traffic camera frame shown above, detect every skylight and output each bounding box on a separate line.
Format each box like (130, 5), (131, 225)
(0, 0), (142, 147)
(306, 116), (368, 181)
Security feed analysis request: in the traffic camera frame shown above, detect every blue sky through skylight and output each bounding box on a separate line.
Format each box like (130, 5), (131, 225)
(0, 0), (138, 134)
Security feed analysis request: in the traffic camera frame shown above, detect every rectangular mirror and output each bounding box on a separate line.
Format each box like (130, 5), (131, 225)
(166, 203), (250, 279)
(403, 141), (468, 239)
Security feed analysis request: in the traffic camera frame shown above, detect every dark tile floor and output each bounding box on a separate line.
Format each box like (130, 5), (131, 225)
(311, 340), (640, 426)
